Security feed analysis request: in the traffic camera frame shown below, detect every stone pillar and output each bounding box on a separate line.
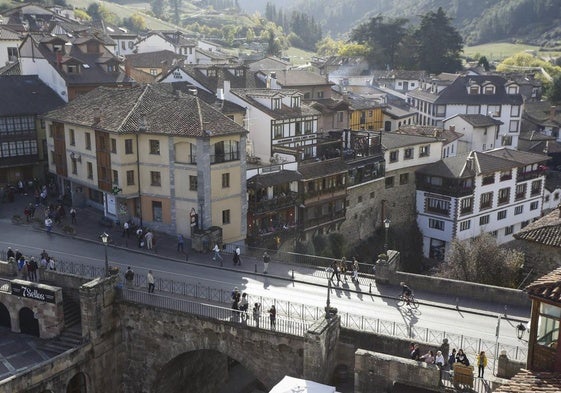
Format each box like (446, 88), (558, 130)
(497, 350), (525, 378)
(79, 275), (119, 341)
(375, 250), (399, 285)
(303, 315), (340, 384)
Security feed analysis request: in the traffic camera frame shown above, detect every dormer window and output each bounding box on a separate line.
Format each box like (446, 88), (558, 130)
(234, 69), (244, 77)
(173, 70), (182, 79)
(507, 85), (519, 94)
(291, 96), (300, 108)
(469, 85), (480, 95)
(107, 64), (116, 72)
(66, 64), (78, 74)
(207, 69), (217, 77)
(86, 41), (100, 54)
(272, 97), (282, 110)
(483, 85), (495, 95)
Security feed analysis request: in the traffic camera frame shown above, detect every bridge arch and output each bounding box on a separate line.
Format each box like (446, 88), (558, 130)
(0, 302), (10, 328)
(66, 371), (90, 393)
(19, 307), (39, 336)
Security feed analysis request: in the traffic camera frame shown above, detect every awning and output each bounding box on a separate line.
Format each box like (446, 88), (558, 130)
(269, 376), (338, 393)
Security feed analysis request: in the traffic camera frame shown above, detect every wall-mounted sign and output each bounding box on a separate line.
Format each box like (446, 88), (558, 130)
(11, 283), (56, 303)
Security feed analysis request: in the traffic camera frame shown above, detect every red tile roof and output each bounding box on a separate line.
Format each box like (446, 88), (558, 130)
(494, 369), (561, 392)
(525, 267), (561, 302)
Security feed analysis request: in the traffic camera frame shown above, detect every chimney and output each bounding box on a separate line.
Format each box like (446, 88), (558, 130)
(93, 107), (101, 123)
(161, 60), (169, 77)
(139, 113), (147, 131)
(56, 50), (63, 69)
(449, 125), (455, 132)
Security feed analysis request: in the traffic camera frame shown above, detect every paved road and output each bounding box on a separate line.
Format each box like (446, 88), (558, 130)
(0, 205), (530, 351)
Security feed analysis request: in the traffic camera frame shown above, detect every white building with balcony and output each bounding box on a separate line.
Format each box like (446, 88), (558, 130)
(416, 148), (549, 259)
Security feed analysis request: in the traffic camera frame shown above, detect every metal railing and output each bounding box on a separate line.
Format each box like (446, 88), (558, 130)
(0, 253), (527, 370)
(120, 288), (310, 337)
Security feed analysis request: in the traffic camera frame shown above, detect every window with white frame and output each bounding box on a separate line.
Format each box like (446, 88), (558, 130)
(488, 105), (501, 117)
(530, 201), (539, 210)
(511, 105), (520, 117)
(514, 205), (523, 215)
(459, 220), (471, 231)
(505, 225), (514, 235)
(419, 145), (430, 157)
(467, 105), (480, 114)
(429, 219), (444, 230)
(483, 85), (495, 94)
(497, 210), (507, 220)
(479, 215), (490, 225)
(509, 120), (519, 133)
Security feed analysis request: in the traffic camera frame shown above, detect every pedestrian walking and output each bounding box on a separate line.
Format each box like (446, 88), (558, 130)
(123, 221), (130, 238)
(177, 233), (184, 253)
(125, 266), (134, 288)
(136, 227), (144, 248)
(145, 230), (154, 250)
(253, 303), (261, 328)
(147, 270), (155, 293)
(233, 245), (241, 266)
(476, 351), (487, 378)
(69, 207), (77, 224)
(239, 293), (249, 320)
(268, 305), (276, 330)
(45, 217), (53, 233)
(262, 251), (270, 274)
(352, 257), (359, 283)
(328, 259), (341, 284)
(212, 244), (223, 265)
(231, 287), (241, 318)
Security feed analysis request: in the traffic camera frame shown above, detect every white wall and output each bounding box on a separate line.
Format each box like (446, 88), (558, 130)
(20, 57), (68, 102)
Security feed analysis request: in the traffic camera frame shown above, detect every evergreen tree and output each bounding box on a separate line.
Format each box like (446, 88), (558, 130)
(150, 0), (165, 19)
(169, 0), (182, 26)
(550, 75), (561, 105)
(415, 7), (463, 74)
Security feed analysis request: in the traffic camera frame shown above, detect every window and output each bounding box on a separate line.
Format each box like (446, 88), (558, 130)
(460, 197), (473, 215)
(419, 145), (430, 157)
(111, 138), (117, 154)
(482, 174), (495, 185)
(497, 210), (507, 220)
(291, 96), (301, 107)
(511, 105), (521, 117)
(112, 170), (119, 184)
(502, 135), (513, 146)
(7, 47), (17, 59)
(531, 180), (542, 196)
(125, 139), (133, 154)
(467, 104), (480, 114)
(357, 196), (363, 203)
(150, 171), (161, 186)
(152, 201), (162, 222)
(69, 129), (75, 145)
(85, 132), (91, 150)
(126, 170), (135, 186)
(483, 85), (495, 95)
(488, 105), (501, 117)
(435, 105), (446, 117)
(459, 220), (471, 231)
(429, 219), (444, 230)
(515, 184), (527, 200)
(149, 140), (160, 155)
(222, 209), (231, 225)
(469, 85), (480, 95)
(399, 173), (409, 185)
(508, 85), (519, 94)
(536, 303), (561, 348)
(370, 192), (375, 199)
(189, 176), (197, 191)
(87, 162), (93, 179)
(498, 188), (510, 204)
(71, 159), (77, 175)
(50, 150), (55, 164)
(222, 173), (230, 188)
(515, 205), (523, 215)
(480, 192), (493, 210)
(530, 201), (539, 210)
(389, 151), (398, 162)
(337, 111), (344, 122)
(385, 176), (394, 189)
(509, 120), (519, 133)
(150, 69), (158, 76)
(505, 225), (514, 235)
(480, 215), (490, 226)
(404, 148), (413, 159)
(555, 193), (560, 201)
(272, 98), (282, 110)
(500, 170), (512, 181)
(426, 198), (450, 215)
(273, 124), (283, 138)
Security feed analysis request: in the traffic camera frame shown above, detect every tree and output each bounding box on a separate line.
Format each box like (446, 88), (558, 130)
(351, 15), (408, 69)
(478, 56), (490, 71)
(550, 75), (561, 104)
(415, 7), (463, 74)
(74, 9), (91, 22)
(265, 27), (282, 57)
(439, 233), (524, 288)
(123, 14), (146, 33)
(169, 0), (182, 26)
(150, 0), (165, 19)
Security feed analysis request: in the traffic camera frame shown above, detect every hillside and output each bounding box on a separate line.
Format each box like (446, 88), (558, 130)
(242, 0), (561, 47)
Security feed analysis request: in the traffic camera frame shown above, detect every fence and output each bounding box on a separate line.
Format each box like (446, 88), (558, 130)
(120, 288), (310, 337)
(1, 254), (527, 371)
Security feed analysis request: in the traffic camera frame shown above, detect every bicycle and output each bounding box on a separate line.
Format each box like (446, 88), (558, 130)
(396, 293), (419, 309)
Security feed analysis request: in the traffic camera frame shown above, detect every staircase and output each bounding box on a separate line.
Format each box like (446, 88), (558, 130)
(37, 291), (84, 356)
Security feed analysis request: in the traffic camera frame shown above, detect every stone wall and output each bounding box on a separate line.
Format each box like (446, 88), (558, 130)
(354, 349), (441, 393)
(0, 259), (16, 277)
(303, 315), (340, 384)
(0, 279), (64, 338)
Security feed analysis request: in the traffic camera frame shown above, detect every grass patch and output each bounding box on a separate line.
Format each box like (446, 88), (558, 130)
(283, 47), (315, 66)
(464, 42), (561, 61)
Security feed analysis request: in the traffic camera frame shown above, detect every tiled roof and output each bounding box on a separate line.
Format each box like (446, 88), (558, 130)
(125, 50), (183, 69)
(231, 88), (320, 120)
(455, 114), (503, 127)
(485, 148), (550, 166)
(416, 153), (475, 178)
(382, 132), (437, 150)
(395, 125), (463, 145)
(196, 47), (233, 61)
(382, 104), (416, 119)
(298, 159), (348, 180)
(494, 370), (561, 392)
(524, 101), (561, 126)
(514, 208), (561, 248)
(0, 75), (65, 116)
(389, 70), (426, 80)
(42, 84), (247, 137)
(0, 25), (21, 40)
(264, 70), (333, 87)
(247, 56), (291, 72)
(248, 170), (302, 188)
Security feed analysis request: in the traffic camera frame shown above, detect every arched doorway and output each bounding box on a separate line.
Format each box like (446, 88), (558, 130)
(0, 302), (10, 328)
(67, 372), (87, 393)
(19, 307), (39, 336)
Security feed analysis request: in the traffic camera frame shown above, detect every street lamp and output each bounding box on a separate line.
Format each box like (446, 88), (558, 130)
(516, 322), (527, 340)
(384, 218), (391, 252)
(100, 232), (110, 277)
(325, 277), (332, 319)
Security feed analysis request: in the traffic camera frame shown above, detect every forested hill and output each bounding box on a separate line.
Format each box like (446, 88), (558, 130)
(240, 0), (561, 47)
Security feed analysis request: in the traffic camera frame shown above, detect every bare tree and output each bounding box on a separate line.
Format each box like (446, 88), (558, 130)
(439, 233), (524, 288)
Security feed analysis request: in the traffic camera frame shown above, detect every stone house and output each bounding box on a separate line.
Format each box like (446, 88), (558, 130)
(42, 83), (248, 243)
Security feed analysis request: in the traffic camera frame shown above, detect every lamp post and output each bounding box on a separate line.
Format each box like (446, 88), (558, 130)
(383, 218), (391, 252)
(100, 232), (110, 277)
(516, 322), (527, 340)
(325, 277), (332, 319)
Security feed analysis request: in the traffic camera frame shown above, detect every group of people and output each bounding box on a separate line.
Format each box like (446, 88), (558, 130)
(411, 345), (488, 379)
(231, 287), (276, 329)
(327, 257), (360, 284)
(131, 225), (156, 251)
(6, 247), (56, 282)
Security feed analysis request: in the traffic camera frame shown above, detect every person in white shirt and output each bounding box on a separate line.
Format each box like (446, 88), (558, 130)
(212, 244), (223, 264)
